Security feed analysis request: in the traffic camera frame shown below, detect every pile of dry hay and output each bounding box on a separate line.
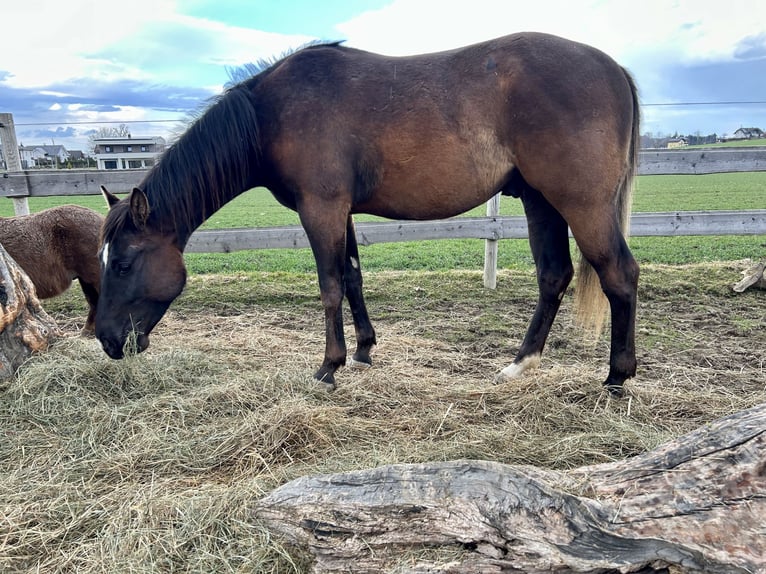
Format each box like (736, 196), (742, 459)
(1, 262), (764, 572)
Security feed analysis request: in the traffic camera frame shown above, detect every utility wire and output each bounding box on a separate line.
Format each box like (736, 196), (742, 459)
(643, 101), (766, 106)
(10, 101), (766, 127)
(13, 119), (180, 126)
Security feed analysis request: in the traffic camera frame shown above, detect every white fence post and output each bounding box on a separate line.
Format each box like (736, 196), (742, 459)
(483, 194), (501, 289)
(0, 113), (30, 216)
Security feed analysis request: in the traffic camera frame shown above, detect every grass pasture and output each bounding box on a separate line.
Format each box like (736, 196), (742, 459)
(0, 172), (764, 273)
(1, 261), (765, 572)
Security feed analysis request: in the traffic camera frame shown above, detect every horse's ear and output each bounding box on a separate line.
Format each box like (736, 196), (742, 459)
(100, 185), (121, 209)
(129, 187), (150, 229)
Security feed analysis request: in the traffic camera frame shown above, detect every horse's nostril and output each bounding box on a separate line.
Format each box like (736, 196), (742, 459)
(99, 337), (125, 360)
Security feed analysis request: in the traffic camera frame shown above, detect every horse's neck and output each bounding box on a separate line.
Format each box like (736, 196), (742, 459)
(146, 96), (260, 246)
(151, 171), (253, 249)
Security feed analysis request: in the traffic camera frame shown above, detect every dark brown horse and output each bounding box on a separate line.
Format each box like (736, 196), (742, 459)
(0, 205), (103, 333)
(96, 32), (640, 395)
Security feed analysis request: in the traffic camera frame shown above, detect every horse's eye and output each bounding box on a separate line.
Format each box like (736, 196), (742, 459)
(116, 262), (132, 276)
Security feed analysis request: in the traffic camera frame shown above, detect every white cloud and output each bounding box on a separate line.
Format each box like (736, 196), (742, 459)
(171, 14), (314, 67)
(337, 0), (766, 66)
(1, 0), (313, 149)
(1, 1), (177, 87)
(1, 0), (310, 89)
(334, 0), (766, 134)
(3, 0), (764, 146)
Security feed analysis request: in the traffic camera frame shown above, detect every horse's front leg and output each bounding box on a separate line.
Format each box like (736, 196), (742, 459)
(78, 278), (100, 336)
(301, 210), (349, 389)
(344, 216), (377, 368)
(315, 278), (347, 388)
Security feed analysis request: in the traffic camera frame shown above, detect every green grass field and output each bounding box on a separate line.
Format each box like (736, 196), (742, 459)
(1, 172), (763, 272)
(687, 137), (766, 149)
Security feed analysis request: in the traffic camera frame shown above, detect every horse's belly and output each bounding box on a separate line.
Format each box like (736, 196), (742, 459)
(357, 125), (515, 219)
(357, 181), (499, 220)
(359, 160), (512, 220)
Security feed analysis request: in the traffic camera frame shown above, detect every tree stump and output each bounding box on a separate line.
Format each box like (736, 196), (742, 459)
(255, 404), (766, 573)
(0, 244), (61, 379)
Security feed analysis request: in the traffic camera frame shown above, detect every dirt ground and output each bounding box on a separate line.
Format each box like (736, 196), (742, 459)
(47, 260), (765, 453)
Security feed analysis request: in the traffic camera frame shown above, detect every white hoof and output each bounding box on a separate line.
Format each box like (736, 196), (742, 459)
(494, 354), (541, 384)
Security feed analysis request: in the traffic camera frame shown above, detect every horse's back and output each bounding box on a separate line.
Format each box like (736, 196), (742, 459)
(255, 32), (636, 220)
(263, 32), (632, 135)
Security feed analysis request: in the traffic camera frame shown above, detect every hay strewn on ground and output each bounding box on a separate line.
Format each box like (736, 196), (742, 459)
(1, 262), (764, 572)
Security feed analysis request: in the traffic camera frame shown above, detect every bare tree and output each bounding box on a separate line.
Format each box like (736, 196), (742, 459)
(87, 124), (131, 154)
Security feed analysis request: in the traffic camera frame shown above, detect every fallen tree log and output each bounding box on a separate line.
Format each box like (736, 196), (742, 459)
(255, 403), (766, 573)
(733, 260), (766, 292)
(0, 243), (61, 379)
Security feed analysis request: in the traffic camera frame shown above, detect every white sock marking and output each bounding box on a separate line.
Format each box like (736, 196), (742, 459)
(495, 353), (541, 383)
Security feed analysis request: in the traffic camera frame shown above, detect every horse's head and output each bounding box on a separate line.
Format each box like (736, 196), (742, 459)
(95, 186), (187, 359)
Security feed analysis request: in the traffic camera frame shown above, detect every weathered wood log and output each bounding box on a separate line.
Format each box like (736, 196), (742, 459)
(255, 403), (766, 573)
(733, 261), (766, 292)
(0, 244), (61, 379)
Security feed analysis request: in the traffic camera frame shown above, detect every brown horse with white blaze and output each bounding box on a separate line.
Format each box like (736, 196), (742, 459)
(96, 32), (640, 395)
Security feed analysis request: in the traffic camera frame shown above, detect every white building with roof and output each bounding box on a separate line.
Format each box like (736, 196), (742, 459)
(93, 136), (166, 170)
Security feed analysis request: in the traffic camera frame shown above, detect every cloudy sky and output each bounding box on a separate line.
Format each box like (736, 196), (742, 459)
(2, 0), (765, 152)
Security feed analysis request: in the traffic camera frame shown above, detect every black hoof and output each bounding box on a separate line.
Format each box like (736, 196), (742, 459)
(349, 354), (372, 369)
(604, 384), (625, 398)
(313, 368), (337, 391)
(351, 347), (374, 367)
(604, 370), (632, 398)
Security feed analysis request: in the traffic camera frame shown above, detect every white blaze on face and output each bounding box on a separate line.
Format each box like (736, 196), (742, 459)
(101, 242), (110, 268)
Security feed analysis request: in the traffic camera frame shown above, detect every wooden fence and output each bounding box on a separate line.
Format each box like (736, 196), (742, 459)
(2, 112), (765, 286)
(4, 148), (766, 197)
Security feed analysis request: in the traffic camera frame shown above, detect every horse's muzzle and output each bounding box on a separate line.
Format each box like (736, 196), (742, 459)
(98, 333), (150, 359)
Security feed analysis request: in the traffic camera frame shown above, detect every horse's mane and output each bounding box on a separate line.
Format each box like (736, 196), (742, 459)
(101, 83), (261, 244)
(225, 40), (342, 87)
(103, 41), (342, 245)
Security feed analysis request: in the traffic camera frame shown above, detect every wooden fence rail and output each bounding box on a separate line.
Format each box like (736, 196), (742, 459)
(2, 149), (764, 253)
(3, 149), (766, 198)
(2, 113), (765, 286)
(183, 210), (766, 253)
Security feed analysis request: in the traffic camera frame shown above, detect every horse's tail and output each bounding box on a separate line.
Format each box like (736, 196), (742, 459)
(574, 68), (640, 339)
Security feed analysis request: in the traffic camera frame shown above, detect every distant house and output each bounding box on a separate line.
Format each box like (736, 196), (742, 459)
(666, 137), (687, 149)
(732, 127), (765, 140)
(93, 136), (166, 170)
(18, 144), (70, 168)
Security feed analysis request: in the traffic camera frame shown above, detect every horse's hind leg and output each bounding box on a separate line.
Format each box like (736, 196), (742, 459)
(496, 185), (573, 383)
(78, 278), (99, 336)
(569, 214), (639, 396)
(344, 216), (377, 368)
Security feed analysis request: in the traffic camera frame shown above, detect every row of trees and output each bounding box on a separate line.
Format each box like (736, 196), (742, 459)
(640, 132), (719, 149)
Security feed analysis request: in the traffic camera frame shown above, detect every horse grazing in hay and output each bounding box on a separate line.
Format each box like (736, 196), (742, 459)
(96, 32), (640, 395)
(0, 205), (103, 333)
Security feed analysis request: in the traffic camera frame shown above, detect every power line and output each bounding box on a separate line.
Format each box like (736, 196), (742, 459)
(643, 101), (766, 107)
(13, 119), (180, 127)
(9, 101), (766, 127)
